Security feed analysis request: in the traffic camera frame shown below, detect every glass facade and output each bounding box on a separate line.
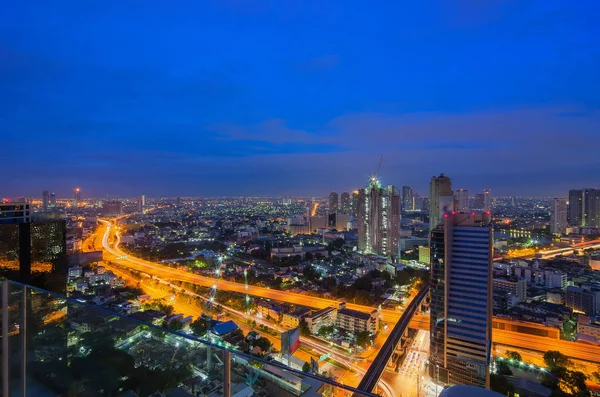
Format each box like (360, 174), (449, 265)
(0, 280), (376, 397)
(428, 214), (492, 389)
(445, 227), (491, 388)
(429, 226), (446, 382)
(0, 220), (67, 295)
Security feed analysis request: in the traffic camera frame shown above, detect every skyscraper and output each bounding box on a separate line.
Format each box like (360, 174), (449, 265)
(138, 195), (146, 212)
(568, 188), (600, 227)
(74, 188), (81, 208)
(569, 189), (583, 226)
(550, 198), (568, 235)
(42, 190), (50, 210)
(455, 189), (469, 212)
(483, 189), (492, 212)
(329, 192), (339, 213)
(357, 178), (401, 257)
(352, 191), (359, 219)
(341, 192), (351, 214)
(429, 174), (454, 231)
(472, 193), (485, 210)
(429, 212), (492, 389)
(402, 186), (414, 211)
(49, 192), (56, 208)
(583, 188), (600, 227)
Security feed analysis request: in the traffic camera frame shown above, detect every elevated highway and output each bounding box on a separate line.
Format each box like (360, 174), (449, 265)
(356, 286), (429, 394)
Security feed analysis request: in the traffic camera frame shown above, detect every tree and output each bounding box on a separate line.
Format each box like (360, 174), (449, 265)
(302, 362), (311, 373)
(490, 374), (515, 396)
(355, 331), (371, 348)
(496, 359), (513, 376)
(318, 325), (334, 337)
(544, 351), (572, 371)
(299, 321), (311, 336)
(591, 367), (600, 384)
(562, 316), (577, 341)
(505, 350), (523, 362)
(255, 337), (272, 352)
(563, 370), (589, 397)
(190, 318), (208, 336)
(166, 320), (183, 331)
(331, 238), (345, 250)
(303, 264), (320, 281)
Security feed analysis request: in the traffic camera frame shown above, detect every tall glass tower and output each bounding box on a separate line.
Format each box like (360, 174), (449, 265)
(429, 212), (492, 389)
(357, 178), (401, 258)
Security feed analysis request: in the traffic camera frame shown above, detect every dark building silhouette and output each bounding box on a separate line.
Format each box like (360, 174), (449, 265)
(0, 203), (67, 294)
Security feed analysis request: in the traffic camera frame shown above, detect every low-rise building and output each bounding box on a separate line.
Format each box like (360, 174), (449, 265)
(270, 246), (304, 259)
(282, 307), (311, 328)
(257, 301), (283, 321)
(494, 277), (527, 302)
(68, 266), (83, 280)
(577, 315), (600, 342)
(566, 286), (599, 315)
(305, 306), (337, 335)
(336, 303), (379, 334)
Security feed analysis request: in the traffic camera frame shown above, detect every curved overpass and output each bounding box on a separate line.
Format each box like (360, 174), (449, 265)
(99, 220), (404, 323)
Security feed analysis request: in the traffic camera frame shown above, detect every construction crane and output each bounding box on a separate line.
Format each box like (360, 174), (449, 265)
(374, 154), (384, 179)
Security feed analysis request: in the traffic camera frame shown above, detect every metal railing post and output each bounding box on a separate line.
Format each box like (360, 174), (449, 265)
(2, 280), (9, 397)
(223, 349), (231, 397)
(20, 286), (27, 397)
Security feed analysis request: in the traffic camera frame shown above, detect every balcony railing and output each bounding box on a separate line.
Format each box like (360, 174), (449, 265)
(0, 280), (377, 397)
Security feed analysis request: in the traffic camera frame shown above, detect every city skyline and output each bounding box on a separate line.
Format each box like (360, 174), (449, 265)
(2, 2), (600, 197)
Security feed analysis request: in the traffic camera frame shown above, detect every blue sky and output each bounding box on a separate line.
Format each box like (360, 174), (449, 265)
(1, 0), (598, 197)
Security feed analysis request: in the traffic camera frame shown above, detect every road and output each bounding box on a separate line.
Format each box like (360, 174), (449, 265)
(99, 220), (404, 323)
(96, 220), (398, 396)
(357, 286), (429, 393)
(410, 314), (600, 364)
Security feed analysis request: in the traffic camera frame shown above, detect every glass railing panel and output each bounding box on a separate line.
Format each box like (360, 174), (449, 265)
(229, 350), (376, 397)
(1, 281), (379, 397)
(1, 281), (26, 396)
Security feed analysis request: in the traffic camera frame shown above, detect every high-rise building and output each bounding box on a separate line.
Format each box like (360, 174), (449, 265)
(550, 198), (568, 235)
(329, 192), (339, 213)
(141, 194), (146, 208)
(569, 189), (583, 226)
(357, 178), (401, 257)
(49, 192), (56, 208)
(455, 189), (469, 212)
(402, 186), (414, 211)
(328, 212), (350, 231)
(568, 188), (600, 227)
(483, 189), (492, 212)
(74, 188), (81, 208)
(341, 192), (351, 214)
(429, 212), (492, 389)
(584, 188), (600, 228)
(472, 193), (485, 210)
(0, 203), (67, 294)
(42, 190), (50, 210)
(351, 191), (359, 218)
(429, 174), (454, 231)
